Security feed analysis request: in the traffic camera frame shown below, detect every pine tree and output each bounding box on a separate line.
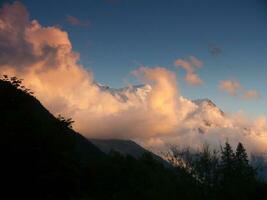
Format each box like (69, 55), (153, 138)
(233, 143), (256, 199)
(235, 142), (255, 181)
(221, 142), (235, 173)
(218, 142), (236, 198)
(235, 143), (249, 169)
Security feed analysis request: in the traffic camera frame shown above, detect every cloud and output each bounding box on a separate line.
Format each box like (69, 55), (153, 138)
(219, 79), (260, 101)
(174, 56), (203, 86)
(66, 15), (90, 27)
(219, 80), (241, 96)
(1, 2), (267, 155)
(243, 90), (261, 100)
(189, 56), (203, 68)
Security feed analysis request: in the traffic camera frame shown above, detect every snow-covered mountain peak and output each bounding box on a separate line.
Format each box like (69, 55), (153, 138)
(193, 98), (216, 106)
(96, 83), (152, 102)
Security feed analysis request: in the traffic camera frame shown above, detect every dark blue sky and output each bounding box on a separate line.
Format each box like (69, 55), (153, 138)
(7, 0), (267, 116)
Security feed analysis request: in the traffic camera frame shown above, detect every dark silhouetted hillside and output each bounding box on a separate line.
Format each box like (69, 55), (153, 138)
(91, 138), (171, 167)
(2, 78), (267, 200)
(0, 78), (105, 199)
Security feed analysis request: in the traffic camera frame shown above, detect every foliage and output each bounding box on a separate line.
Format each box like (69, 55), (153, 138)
(57, 114), (75, 128)
(168, 142), (267, 200)
(1, 75), (34, 95)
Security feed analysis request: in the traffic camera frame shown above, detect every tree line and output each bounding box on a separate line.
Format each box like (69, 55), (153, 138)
(166, 142), (267, 199)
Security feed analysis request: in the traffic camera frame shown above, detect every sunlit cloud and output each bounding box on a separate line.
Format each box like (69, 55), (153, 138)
(243, 90), (261, 100)
(189, 56), (203, 68)
(174, 56), (203, 86)
(219, 79), (260, 101)
(219, 80), (241, 96)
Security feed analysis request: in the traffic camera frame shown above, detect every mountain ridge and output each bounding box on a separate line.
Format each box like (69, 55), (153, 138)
(90, 138), (171, 167)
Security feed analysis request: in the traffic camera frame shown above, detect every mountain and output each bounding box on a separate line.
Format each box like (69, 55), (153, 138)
(96, 83), (222, 115)
(192, 98), (224, 116)
(91, 138), (152, 158)
(90, 138), (170, 167)
(96, 84), (225, 134)
(1, 78), (105, 199)
(1, 79), (104, 158)
(97, 83), (212, 103)
(96, 83), (152, 102)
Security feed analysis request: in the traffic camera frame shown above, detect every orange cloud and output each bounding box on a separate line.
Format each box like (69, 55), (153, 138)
(174, 56), (203, 86)
(243, 90), (261, 100)
(219, 79), (260, 101)
(219, 80), (241, 96)
(189, 56), (203, 68)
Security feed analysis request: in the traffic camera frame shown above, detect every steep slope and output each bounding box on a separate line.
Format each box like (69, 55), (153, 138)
(192, 98), (224, 116)
(0, 79), (103, 158)
(91, 139), (150, 158)
(90, 138), (170, 167)
(0, 79), (104, 199)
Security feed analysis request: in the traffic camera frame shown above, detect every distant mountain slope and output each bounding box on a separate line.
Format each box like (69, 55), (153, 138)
(91, 139), (149, 158)
(90, 139), (170, 166)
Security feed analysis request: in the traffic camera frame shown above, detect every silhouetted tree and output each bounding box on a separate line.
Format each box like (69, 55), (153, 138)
(233, 143), (256, 199)
(235, 142), (249, 169)
(0, 75), (34, 95)
(220, 142), (235, 174)
(57, 114), (75, 128)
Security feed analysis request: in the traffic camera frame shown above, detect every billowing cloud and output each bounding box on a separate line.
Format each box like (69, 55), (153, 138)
(174, 57), (203, 86)
(66, 15), (90, 27)
(219, 80), (241, 96)
(1, 2), (267, 155)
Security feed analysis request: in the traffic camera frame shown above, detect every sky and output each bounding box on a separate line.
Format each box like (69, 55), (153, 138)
(3, 0), (266, 116)
(1, 0), (267, 152)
